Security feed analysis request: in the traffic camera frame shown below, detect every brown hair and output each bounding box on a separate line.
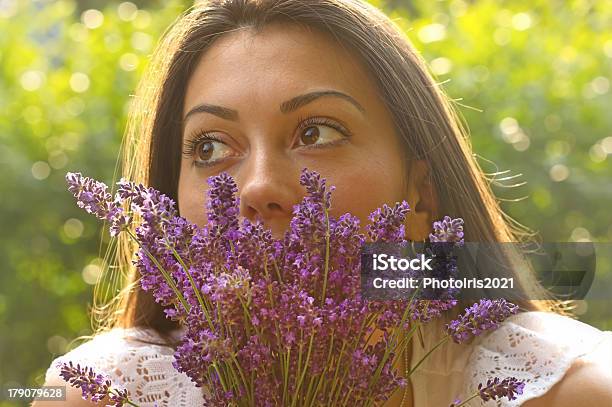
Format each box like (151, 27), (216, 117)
(91, 0), (574, 345)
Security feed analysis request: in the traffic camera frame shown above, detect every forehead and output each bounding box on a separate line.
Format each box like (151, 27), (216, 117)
(182, 22), (378, 116)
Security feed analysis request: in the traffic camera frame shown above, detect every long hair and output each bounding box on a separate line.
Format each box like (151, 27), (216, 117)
(90, 0), (574, 346)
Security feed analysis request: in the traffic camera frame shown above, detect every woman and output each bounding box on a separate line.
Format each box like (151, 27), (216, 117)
(37, 0), (612, 406)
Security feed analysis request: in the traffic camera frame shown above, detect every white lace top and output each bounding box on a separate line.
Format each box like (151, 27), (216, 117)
(409, 311), (612, 406)
(45, 326), (203, 406)
(45, 311), (612, 406)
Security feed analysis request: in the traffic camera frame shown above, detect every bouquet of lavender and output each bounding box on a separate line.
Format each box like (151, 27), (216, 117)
(59, 168), (524, 407)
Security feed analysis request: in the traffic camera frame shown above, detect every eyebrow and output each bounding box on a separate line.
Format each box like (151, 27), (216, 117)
(182, 89), (366, 123)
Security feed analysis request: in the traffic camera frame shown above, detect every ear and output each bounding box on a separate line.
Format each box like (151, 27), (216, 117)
(404, 160), (439, 241)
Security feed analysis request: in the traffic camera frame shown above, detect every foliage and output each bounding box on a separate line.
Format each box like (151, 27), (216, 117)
(0, 0), (188, 402)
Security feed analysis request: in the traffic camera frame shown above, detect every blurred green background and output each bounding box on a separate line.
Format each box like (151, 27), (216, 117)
(0, 0), (610, 404)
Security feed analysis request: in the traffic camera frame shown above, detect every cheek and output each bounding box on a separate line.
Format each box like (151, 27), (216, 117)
(320, 141), (406, 225)
(178, 172), (208, 226)
(329, 166), (405, 226)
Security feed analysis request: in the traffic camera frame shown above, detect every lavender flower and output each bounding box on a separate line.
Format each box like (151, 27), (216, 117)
(116, 178), (177, 234)
(449, 376), (525, 406)
(287, 169), (335, 250)
(445, 298), (519, 344)
(65, 172), (130, 236)
(172, 323), (233, 387)
(109, 389), (131, 406)
(429, 216), (464, 244)
(58, 361), (130, 406)
(65, 167), (517, 407)
(300, 169), (334, 211)
(206, 172), (241, 241)
(479, 376), (525, 401)
(366, 201), (410, 243)
(409, 299), (458, 323)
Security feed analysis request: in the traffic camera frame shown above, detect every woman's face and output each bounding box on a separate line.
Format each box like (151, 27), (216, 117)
(179, 23), (407, 239)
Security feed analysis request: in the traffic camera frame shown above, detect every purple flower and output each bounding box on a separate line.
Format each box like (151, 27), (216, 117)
(206, 172), (240, 241)
(65, 172), (130, 236)
(299, 168), (334, 211)
(57, 361), (130, 406)
(445, 298), (519, 343)
(409, 299), (458, 323)
(479, 376), (525, 401)
(430, 216), (464, 243)
(366, 201), (410, 243)
(173, 325), (233, 388)
(65, 167), (513, 407)
(109, 388), (130, 406)
(286, 168), (335, 250)
(449, 376), (525, 406)
(116, 177), (177, 233)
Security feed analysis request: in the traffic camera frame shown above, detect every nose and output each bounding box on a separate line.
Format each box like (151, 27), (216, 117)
(237, 148), (300, 235)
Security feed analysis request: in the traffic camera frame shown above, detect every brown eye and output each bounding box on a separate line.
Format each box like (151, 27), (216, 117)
(183, 134), (236, 167)
(300, 126), (320, 145)
(196, 141), (214, 161)
(295, 118), (349, 149)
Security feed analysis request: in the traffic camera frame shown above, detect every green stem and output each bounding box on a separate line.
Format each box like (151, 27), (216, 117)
(328, 314), (370, 406)
(282, 347), (291, 405)
(166, 240), (214, 327)
(262, 258), (289, 405)
(212, 361), (229, 394)
(109, 388), (140, 407)
(293, 330), (305, 403)
(229, 353), (252, 406)
(368, 331), (403, 394)
(406, 335), (450, 376)
(308, 331), (335, 405)
(320, 205), (331, 305)
(389, 322), (419, 357)
(361, 323), (419, 406)
(451, 392), (480, 407)
(352, 298), (421, 407)
(326, 338), (348, 405)
(303, 372), (318, 407)
(339, 386), (355, 407)
(272, 257), (283, 283)
(126, 230), (189, 313)
(291, 331), (315, 407)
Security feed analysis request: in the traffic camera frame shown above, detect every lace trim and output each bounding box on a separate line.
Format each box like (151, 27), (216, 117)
(45, 327), (204, 407)
(464, 311), (612, 406)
